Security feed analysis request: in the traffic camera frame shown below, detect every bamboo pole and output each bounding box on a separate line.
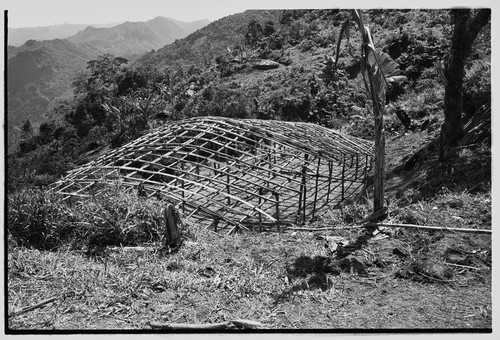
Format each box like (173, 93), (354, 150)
(149, 319), (264, 330)
(301, 154), (309, 223)
(366, 222), (492, 234)
(273, 191), (281, 233)
(312, 158), (321, 218)
(326, 161), (333, 203)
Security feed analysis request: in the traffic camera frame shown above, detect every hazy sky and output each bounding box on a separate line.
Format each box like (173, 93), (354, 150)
(4, 0), (494, 28)
(5, 0), (343, 28)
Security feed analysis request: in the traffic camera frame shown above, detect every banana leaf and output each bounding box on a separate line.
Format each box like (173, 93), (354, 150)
(366, 45), (403, 100)
(334, 18), (353, 68)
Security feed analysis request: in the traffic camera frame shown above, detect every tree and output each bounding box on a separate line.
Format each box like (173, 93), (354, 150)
(335, 10), (406, 214)
(21, 119), (33, 134)
(440, 9), (490, 158)
(245, 20), (264, 46)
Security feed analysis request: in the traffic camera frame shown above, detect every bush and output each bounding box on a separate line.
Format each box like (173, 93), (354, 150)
(8, 183), (167, 251)
(8, 189), (77, 250)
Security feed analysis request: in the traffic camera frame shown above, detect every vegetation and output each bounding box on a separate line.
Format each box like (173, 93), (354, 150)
(7, 8), (491, 331)
(440, 9), (491, 157)
(7, 17), (209, 152)
(8, 183), (166, 252)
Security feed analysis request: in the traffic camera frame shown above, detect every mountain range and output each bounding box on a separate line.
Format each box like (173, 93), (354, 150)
(8, 22), (121, 47)
(7, 17), (210, 150)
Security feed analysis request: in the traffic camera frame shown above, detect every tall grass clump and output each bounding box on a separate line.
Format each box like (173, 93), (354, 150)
(8, 189), (77, 250)
(8, 182), (167, 251)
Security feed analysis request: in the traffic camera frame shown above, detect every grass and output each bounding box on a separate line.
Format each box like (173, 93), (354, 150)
(7, 219), (491, 330)
(7, 182), (166, 252)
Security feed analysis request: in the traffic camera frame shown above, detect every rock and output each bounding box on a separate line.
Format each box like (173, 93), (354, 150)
(340, 256), (367, 275)
(252, 59), (280, 70)
(393, 247), (409, 258)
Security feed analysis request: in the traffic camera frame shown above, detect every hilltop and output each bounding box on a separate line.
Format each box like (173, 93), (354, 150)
(137, 10), (282, 68)
(67, 16), (210, 56)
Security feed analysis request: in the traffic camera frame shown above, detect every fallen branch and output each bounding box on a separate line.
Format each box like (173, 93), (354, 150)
(444, 262), (484, 271)
(149, 319), (264, 330)
(9, 297), (59, 317)
(109, 246), (156, 252)
(286, 226), (360, 232)
(366, 222), (491, 234)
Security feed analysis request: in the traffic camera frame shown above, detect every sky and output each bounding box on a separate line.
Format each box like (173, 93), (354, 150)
(4, 0), (496, 28)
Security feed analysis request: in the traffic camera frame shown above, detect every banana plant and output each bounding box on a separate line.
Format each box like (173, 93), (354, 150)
(334, 10), (407, 216)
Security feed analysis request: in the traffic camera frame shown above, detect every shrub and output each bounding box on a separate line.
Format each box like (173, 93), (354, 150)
(8, 189), (77, 250)
(8, 183), (167, 251)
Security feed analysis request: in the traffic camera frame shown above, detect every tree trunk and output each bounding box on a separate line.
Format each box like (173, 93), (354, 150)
(372, 95), (386, 213)
(440, 9), (491, 159)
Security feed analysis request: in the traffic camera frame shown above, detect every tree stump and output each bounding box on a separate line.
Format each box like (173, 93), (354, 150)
(164, 204), (181, 247)
(395, 108), (413, 130)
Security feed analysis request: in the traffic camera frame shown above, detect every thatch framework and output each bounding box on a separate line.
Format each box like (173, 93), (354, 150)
(49, 117), (374, 231)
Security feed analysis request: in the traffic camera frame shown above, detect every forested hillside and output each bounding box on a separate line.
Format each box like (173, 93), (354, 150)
(7, 17), (209, 151)
(137, 10), (283, 68)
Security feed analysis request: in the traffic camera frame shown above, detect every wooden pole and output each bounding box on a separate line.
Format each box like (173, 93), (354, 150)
(149, 319), (264, 330)
(181, 162), (185, 213)
(301, 154), (308, 223)
(273, 191), (281, 233)
(366, 222), (492, 234)
(312, 158), (321, 219)
(341, 156), (346, 201)
(164, 203), (181, 246)
(258, 187), (263, 232)
(326, 161), (333, 203)
(226, 169), (231, 205)
(372, 101), (386, 213)
(355, 153), (359, 180)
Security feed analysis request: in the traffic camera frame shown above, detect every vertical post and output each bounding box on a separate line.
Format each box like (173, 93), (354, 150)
(273, 191), (280, 233)
(341, 155), (346, 201)
(258, 187), (263, 232)
(181, 162), (185, 213)
(226, 169), (231, 205)
(373, 105), (386, 213)
(273, 142), (277, 165)
(164, 203), (180, 247)
(312, 158), (321, 219)
(213, 216), (219, 232)
(297, 171), (303, 224)
(326, 161), (333, 203)
(366, 62), (386, 213)
(354, 154), (359, 180)
(301, 154), (308, 223)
